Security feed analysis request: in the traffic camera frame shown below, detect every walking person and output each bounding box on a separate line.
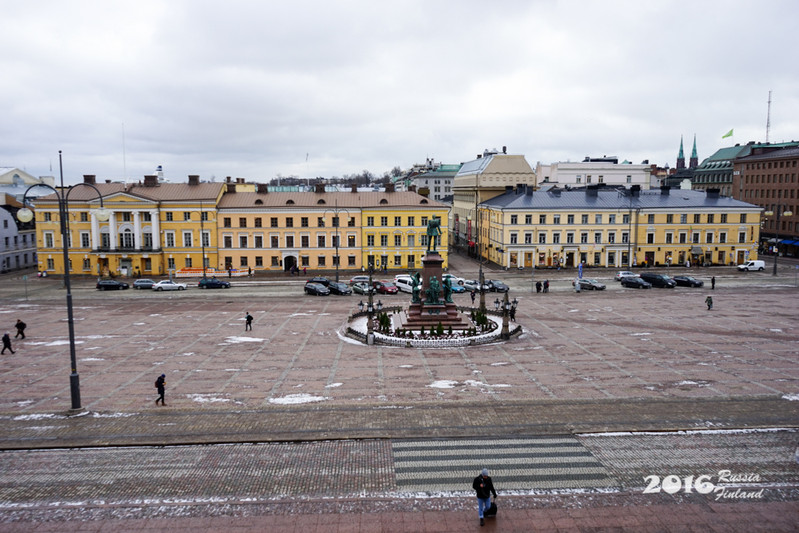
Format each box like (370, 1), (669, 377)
(1, 333), (14, 354)
(536, 280), (542, 293)
(472, 468), (498, 526)
(705, 296), (713, 311)
(470, 290), (476, 305)
(543, 280), (549, 293)
(711, 276), (716, 290)
(245, 312), (253, 331)
(154, 374), (166, 406)
(15, 319), (26, 339)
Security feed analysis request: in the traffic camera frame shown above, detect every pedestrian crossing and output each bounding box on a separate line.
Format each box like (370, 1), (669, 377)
(392, 436), (618, 492)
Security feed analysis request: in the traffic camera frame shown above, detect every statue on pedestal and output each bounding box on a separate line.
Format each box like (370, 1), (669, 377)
(443, 277), (453, 303)
(426, 218), (441, 253)
(411, 272), (422, 303)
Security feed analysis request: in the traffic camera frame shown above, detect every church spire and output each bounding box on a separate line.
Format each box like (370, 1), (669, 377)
(689, 134), (698, 169)
(676, 135), (686, 170)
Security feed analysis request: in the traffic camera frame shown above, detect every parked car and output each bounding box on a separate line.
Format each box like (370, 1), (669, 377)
(327, 281), (352, 295)
(486, 280), (509, 292)
(639, 272), (676, 288)
(572, 278), (606, 290)
(152, 280), (187, 291)
(462, 279), (490, 292)
(198, 277), (231, 289)
(614, 271), (639, 281)
(620, 276), (652, 289)
(308, 276), (331, 287)
(96, 279), (129, 290)
(672, 275), (704, 288)
(737, 260), (766, 271)
(349, 275), (371, 285)
(394, 276), (417, 293)
(132, 279), (155, 290)
(304, 282), (330, 296)
(372, 280), (398, 294)
(449, 283), (466, 293)
(441, 273), (465, 286)
(352, 282), (375, 295)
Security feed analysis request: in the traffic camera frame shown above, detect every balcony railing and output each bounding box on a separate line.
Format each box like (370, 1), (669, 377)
(92, 246), (163, 253)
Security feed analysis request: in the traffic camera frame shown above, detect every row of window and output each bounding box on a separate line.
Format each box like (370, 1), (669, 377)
(219, 234), (439, 249)
(3, 234), (31, 247)
(744, 173), (798, 184)
(221, 215), (434, 229)
(506, 230), (746, 245)
(508, 213), (742, 225)
(744, 189), (797, 200)
(744, 160), (798, 170)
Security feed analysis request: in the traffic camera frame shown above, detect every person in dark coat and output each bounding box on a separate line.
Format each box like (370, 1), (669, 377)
(245, 312), (253, 331)
(536, 281), (542, 293)
(15, 319), (26, 339)
(1, 333), (14, 354)
(711, 276), (716, 290)
(155, 374), (166, 406)
(705, 296), (713, 310)
(543, 280), (549, 293)
(472, 468), (498, 526)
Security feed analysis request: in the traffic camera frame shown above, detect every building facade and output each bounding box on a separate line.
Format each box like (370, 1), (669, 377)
(479, 185), (762, 269)
(451, 149), (536, 257)
(216, 185), (449, 273)
(535, 156), (652, 189)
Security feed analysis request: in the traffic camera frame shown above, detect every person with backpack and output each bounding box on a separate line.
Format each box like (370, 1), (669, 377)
(155, 374), (166, 406)
(15, 319), (26, 339)
(705, 296), (713, 311)
(1, 333), (14, 354)
(245, 312), (254, 331)
(472, 468), (498, 526)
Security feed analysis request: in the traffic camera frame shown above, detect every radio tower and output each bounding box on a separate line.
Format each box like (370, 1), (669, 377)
(766, 90), (772, 143)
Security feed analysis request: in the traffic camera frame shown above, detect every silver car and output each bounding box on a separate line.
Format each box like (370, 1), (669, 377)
(152, 280), (187, 291)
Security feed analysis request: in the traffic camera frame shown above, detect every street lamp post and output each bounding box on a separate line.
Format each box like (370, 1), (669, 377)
(765, 207), (793, 276)
(501, 291), (511, 340)
(16, 151), (110, 413)
(366, 263), (376, 344)
(324, 202), (349, 283)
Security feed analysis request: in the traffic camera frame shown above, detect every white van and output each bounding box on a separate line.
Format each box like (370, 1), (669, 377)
(737, 260), (766, 271)
(394, 275), (416, 293)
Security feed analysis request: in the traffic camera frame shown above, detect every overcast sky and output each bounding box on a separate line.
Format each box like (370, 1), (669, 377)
(3, 0), (797, 185)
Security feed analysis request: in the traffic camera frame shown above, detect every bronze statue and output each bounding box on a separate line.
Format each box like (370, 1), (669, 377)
(411, 272), (422, 303)
(443, 276), (453, 303)
(426, 275), (441, 304)
(426, 218), (441, 253)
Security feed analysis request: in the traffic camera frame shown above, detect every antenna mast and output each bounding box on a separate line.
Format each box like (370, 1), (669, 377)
(766, 90), (772, 143)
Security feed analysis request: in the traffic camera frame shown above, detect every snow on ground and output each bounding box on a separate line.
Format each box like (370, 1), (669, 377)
(325, 383), (343, 388)
(268, 393), (327, 405)
(428, 380), (458, 389)
(221, 336), (265, 344)
(782, 394), (799, 401)
(186, 394), (234, 404)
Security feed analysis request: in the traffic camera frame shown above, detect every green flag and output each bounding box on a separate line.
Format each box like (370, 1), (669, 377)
(722, 129), (734, 139)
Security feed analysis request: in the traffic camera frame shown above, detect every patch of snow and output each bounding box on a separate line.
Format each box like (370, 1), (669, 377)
(629, 332), (651, 337)
(92, 412), (137, 418)
(782, 394), (799, 401)
(428, 380), (458, 389)
(325, 383), (343, 388)
(268, 393), (326, 405)
(769, 328), (783, 333)
(16, 400), (34, 407)
(398, 364), (414, 368)
(222, 336), (265, 343)
(186, 394), (231, 404)
(80, 358), (105, 362)
(45, 340), (85, 347)
(568, 309), (580, 313)
(13, 413), (66, 421)
(491, 362), (509, 366)
(133, 322), (146, 326)
(580, 427), (798, 437)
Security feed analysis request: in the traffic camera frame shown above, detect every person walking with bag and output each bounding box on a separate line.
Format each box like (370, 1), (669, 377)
(15, 319), (26, 339)
(1, 333), (14, 354)
(245, 312), (253, 331)
(472, 468), (498, 526)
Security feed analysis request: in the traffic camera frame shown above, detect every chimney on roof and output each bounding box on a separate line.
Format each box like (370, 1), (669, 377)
(477, 154), (482, 159)
(526, 186), (533, 196)
(83, 175), (96, 185)
(630, 184), (641, 197)
(105, 179), (111, 184)
(385, 183), (395, 193)
(350, 183), (358, 193)
(586, 185), (598, 197)
(315, 183), (325, 193)
(236, 178), (245, 184)
(227, 183), (236, 193)
(502, 146), (507, 154)
(505, 185), (513, 194)
(257, 183), (268, 194)
(706, 188), (720, 198)
(188, 175), (200, 186)
(409, 184), (416, 193)
(660, 185), (670, 195)
(144, 175), (158, 187)
(226, 176), (232, 183)
(551, 188), (561, 197)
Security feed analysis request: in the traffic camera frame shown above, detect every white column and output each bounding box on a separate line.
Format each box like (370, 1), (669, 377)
(133, 211), (142, 249)
(108, 211), (117, 250)
(91, 212), (100, 249)
(151, 210), (160, 249)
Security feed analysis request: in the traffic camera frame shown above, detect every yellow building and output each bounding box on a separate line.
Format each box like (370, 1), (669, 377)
(215, 184), (449, 274)
(480, 185), (762, 269)
(29, 175), (225, 277)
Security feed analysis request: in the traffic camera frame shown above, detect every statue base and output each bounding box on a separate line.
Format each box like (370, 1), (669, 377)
(404, 302), (471, 330)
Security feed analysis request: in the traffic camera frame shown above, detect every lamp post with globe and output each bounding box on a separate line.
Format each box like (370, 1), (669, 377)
(16, 152), (110, 413)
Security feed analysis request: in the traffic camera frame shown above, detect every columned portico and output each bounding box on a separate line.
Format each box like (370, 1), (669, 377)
(108, 212), (117, 249)
(133, 211), (142, 249)
(90, 212), (101, 249)
(150, 210), (160, 249)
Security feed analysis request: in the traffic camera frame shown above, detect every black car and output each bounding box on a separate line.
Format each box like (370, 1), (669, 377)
(198, 277), (231, 289)
(96, 279), (129, 290)
(672, 275), (704, 288)
(486, 280), (509, 292)
(620, 276), (652, 289)
(327, 281), (352, 295)
(307, 277), (331, 287)
(304, 282), (330, 296)
(639, 272), (676, 288)
(573, 278), (606, 290)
